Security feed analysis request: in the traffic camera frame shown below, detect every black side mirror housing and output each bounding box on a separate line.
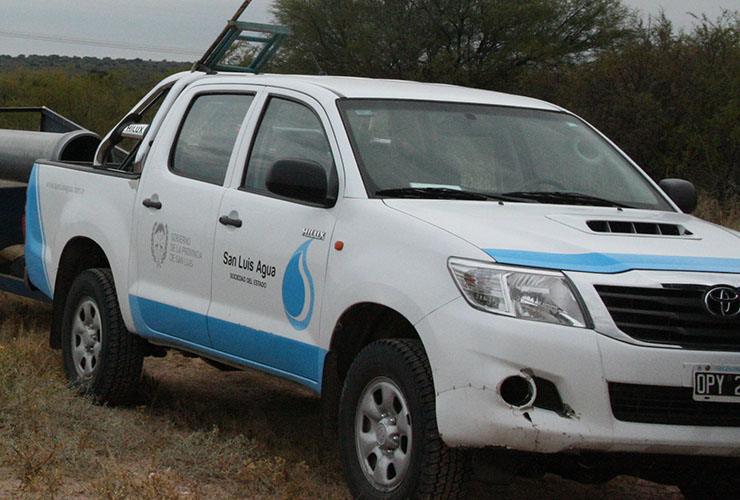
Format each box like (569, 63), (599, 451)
(266, 158), (336, 207)
(659, 178), (697, 214)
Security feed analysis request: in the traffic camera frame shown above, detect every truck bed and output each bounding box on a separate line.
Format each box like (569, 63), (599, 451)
(0, 107), (101, 301)
(0, 180), (49, 301)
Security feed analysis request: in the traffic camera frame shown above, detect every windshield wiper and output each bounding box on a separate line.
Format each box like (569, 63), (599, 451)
(376, 187), (631, 207)
(376, 187), (494, 201)
(375, 187), (530, 202)
(502, 191), (633, 208)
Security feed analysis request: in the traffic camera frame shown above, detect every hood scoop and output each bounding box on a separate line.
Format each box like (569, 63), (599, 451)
(586, 220), (693, 237)
(544, 213), (699, 238)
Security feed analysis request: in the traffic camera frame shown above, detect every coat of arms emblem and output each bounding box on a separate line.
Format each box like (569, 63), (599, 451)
(151, 222), (168, 267)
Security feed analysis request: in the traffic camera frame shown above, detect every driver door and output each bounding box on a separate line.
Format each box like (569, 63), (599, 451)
(207, 92), (340, 387)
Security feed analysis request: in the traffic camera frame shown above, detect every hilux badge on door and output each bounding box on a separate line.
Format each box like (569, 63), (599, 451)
(704, 286), (740, 318)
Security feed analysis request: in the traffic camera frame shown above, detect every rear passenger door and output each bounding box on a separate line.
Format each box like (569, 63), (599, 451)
(208, 91), (340, 389)
(131, 88), (256, 347)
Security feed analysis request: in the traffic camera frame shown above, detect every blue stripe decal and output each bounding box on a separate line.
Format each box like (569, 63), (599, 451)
(484, 249), (740, 274)
(208, 316), (325, 382)
(24, 166), (52, 298)
(135, 295), (210, 346)
(129, 296), (326, 393)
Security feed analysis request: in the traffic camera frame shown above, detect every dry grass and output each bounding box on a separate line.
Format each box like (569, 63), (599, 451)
(0, 291), (684, 500)
(694, 192), (740, 230)
(0, 293), (348, 500)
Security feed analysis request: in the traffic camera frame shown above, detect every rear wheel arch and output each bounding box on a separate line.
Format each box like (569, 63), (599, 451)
(61, 267), (143, 404)
(49, 237), (111, 349)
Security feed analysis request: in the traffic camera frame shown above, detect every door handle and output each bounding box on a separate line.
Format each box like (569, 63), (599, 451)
(142, 198), (162, 210)
(219, 215), (242, 228)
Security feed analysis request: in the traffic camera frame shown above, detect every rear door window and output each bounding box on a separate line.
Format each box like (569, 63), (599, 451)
(170, 93), (255, 185)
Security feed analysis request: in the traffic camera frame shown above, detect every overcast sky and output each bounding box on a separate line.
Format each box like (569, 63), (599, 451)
(0, 0), (736, 61)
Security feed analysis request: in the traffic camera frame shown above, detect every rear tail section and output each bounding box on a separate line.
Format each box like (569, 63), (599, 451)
(24, 165), (52, 299)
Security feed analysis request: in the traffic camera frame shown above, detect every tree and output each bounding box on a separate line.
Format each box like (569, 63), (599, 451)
(273, 0), (634, 89)
(521, 12), (740, 200)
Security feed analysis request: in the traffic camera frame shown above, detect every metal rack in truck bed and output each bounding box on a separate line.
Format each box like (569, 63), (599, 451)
(0, 107), (100, 300)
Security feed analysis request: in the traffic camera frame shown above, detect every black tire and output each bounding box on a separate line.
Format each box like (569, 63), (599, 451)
(61, 268), (143, 404)
(338, 339), (467, 500)
(679, 461), (740, 500)
(8, 256), (25, 278)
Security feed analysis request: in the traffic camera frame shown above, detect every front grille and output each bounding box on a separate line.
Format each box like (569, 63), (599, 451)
(609, 382), (740, 427)
(595, 284), (740, 350)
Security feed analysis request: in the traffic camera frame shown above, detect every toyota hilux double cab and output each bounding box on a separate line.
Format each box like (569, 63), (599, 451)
(4, 15), (740, 500)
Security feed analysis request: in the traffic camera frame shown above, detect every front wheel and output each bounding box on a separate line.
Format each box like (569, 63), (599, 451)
(679, 460), (740, 500)
(338, 339), (466, 500)
(61, 268), (143, 404)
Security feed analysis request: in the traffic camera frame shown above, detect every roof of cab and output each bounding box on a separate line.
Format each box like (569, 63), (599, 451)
(195, 72), (562, 111)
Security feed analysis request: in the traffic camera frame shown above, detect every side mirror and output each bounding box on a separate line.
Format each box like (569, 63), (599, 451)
(266, 159), (336, 207)
(659, 178), (697, 214)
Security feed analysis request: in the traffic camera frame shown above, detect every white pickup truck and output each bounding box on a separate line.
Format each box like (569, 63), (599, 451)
(11, 55), (740, 500)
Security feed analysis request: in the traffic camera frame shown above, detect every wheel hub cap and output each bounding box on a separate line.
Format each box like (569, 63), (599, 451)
(355, 377), (412, 491)
(71, 297), (103, 380)
(376, 422), (389, 447)
(375, 417), (400, 450)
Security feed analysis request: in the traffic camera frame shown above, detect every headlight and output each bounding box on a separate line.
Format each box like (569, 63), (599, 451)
(448, 258), (587, 327)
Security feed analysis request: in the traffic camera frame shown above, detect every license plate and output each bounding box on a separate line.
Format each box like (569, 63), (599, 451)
(693, 366), (740, 402)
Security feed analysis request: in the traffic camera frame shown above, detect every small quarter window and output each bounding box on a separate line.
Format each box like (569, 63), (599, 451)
(171, 93), (254, 185)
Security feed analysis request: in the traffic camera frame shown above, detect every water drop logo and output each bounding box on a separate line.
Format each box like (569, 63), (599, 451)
(282, 240), (315, 330)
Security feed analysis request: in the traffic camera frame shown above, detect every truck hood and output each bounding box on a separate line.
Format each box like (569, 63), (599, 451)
(383, 200), (740, 274)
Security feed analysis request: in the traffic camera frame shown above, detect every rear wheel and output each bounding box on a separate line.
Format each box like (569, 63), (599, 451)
(61, 268), (143, 404)
(338, 338), (466, 500)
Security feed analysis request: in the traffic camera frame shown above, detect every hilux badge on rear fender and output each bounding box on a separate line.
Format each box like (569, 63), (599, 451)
(703, 286), (740, 318)
(302, 227), (326, 241)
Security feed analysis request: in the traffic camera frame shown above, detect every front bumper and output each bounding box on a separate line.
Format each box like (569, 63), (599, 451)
(417, 296), (740, 456)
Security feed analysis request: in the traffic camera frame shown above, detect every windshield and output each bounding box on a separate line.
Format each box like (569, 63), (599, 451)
(339, 99), (672, 210)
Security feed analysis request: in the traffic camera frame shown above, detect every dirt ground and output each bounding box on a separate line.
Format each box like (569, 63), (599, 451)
(140, 354), (684, 500)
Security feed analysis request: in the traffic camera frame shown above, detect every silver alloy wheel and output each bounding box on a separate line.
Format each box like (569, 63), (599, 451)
(70, 297), (103, 380)
(355, 376), (413, 492)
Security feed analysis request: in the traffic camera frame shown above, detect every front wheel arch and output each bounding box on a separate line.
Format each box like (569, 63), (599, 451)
(329, 303), (421, 382)
(321, 303), (422, 437)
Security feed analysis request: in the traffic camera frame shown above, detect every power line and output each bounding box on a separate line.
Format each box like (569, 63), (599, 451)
(0, 29), (202, 57)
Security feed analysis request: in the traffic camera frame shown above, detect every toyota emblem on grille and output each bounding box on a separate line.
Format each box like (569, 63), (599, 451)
(703, 286), (740, 318)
